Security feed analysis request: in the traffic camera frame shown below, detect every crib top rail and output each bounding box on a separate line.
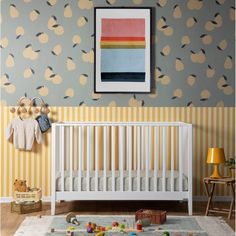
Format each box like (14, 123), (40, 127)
(52, 121), (192, 127)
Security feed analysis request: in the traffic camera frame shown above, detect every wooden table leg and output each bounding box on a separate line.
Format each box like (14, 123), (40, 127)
(205, 182), (215, 216)
(228, 183), (235, 219)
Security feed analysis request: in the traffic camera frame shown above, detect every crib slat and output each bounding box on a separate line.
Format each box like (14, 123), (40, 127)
(69, 126), (73, 192)
(141, 126), (144, 170)
(162, 127), (166, 192)
(86, 126), (90, 191)
(145, 126), (149, 191)
(128, 126), (132, 191)
(103, 126), (107, 192)
(171, 127), (174, 192)
(95, 126), (99, 191)
(78, 127), (82, 192)
(111, 126), (115, 192)
(119, 126), (124, 192)
(134, 127), (137, 170)
(154, 127), (158, 191)
(179, 126), (183, 192)
(60, 126), (65, 192)
(149, 127), (152, 171)
(137, 126), (141, 192)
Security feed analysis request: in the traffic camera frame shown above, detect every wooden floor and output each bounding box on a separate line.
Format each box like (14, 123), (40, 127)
(1, 201), (235, 236)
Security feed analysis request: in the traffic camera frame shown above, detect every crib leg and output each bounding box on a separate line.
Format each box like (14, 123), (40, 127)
(188, 197), (193, 215)
(51, 198), (56, 215)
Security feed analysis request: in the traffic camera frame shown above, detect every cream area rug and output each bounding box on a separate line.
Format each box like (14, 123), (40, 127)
(13, 215), (234, 236)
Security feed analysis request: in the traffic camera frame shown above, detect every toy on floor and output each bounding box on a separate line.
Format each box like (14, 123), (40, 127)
(163, 231), (170, 236)
(66, 226), (75, 236)
(128, 232), (137, 236)
(65, 213), (80, 225)
(13, 179), (29, 192)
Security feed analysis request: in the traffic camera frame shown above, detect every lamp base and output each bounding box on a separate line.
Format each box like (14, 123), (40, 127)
(210, 164), (222, 178)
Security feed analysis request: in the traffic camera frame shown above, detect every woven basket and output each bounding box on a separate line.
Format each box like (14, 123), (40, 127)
(135, 209), (167, 224)
(11, 200), (42, 214)
(13, 188), (42, 202)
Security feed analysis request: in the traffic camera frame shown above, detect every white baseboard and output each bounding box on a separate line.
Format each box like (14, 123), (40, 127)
(0, 196), (232, 203)
(0, 196), (51, 203)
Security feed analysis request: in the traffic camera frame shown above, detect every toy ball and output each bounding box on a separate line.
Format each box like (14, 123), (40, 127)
(163, 231), (170, 236)
(105, 226), (112, 231)
(95, 232), (105, 236)
(119, 223), (125, 229)
(112, 221), (119, 227)
(91, 223), (97, 229)
(87, 226), (94, 233)
(128, 232), (137, 236)
(86, 222), (92, 227)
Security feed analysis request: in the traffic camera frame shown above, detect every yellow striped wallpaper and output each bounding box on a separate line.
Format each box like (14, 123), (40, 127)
(0, 106), (235, 198)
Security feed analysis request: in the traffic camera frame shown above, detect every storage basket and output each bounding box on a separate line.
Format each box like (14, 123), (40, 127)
(13, 188), (42, 202)
(11, 200), (42, 214)
(135, 209), (167, 224)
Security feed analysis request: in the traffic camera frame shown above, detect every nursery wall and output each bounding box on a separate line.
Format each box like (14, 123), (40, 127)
(0, 0), (235, 199)
(1, 0), (235, 106)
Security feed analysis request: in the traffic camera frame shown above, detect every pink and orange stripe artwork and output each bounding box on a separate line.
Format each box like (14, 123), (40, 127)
(100, 18), (146, 49)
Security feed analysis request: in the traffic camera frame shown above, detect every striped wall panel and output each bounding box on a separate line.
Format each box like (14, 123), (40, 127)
(0, 106), (235, 197)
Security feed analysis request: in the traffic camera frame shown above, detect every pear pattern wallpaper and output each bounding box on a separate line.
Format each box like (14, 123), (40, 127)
(0, 0), (235, 107)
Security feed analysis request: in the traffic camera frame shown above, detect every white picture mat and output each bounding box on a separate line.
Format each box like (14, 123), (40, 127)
(95, 8), (151, 92)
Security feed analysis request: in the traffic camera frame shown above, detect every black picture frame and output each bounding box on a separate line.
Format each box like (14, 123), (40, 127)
(94, 7), (152, 93)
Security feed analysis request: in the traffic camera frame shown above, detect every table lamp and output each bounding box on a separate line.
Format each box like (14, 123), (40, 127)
(207, 148), (225, 178)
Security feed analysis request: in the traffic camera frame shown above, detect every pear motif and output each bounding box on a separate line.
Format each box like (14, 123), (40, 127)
(200, 90), (210, 100)
(201, 34), (212, 45)
(82, 49), (94, 63)
(132, 0), (143, 5)
(67, 57), (76, 71)
(5, 84), (16, 94)
(64, 4), (72, 18)
(187, 0), (203, 10)
(186, 17), (197, 28)
(161, 45), (171, 56)
(206, 65), (215, 78)
(24, 68), (34, 78)
(52, 74), (62, 84)
(77, 16), (88, 28)
(173, 5), (182, 19)
(6, 54), (15, 67)
(92, 92), (102, 100)
(187, 75), (196, 86)
(64, 88), (74, 98)
(79, 74), (88, 85)
(218, 40), (227, 50)
(78, 0), (93, 9)
(0, 37), (8, 48)
(229, 7), (235, 21)
(10, 4), (19, 18)
(29, 9), (40, 21)
(52, 44), (62, 56)
(224, 56), (232, 69)
(36, 32), (48, 44)
(16, 26), (25, 38)
(37, 86), (49, 96)
(175, 58), (184, 71)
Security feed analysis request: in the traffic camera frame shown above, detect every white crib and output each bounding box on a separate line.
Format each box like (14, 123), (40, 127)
(51, 122), (192, 215)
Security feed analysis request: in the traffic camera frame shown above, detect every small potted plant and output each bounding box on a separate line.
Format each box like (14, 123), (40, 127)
(225, 157), (235, 178)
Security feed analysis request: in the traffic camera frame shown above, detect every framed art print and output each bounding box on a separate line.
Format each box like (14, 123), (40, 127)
(94, 7), (152, 93)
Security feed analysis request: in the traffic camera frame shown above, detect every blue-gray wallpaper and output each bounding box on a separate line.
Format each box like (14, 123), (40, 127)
(0, 0), (235, 106)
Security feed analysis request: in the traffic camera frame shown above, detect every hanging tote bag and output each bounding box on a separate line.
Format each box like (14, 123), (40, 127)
(31, 97), (51, 133)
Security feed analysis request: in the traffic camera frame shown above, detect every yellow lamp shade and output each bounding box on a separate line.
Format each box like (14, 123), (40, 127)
(207, 148), (225, 178)
(207, 148), (225, 164)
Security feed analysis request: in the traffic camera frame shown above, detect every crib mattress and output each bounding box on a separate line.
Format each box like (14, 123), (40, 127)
(56, 171), (188, 192)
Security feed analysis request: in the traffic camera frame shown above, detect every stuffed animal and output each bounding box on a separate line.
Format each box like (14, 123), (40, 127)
(13, 179), (29, 192)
